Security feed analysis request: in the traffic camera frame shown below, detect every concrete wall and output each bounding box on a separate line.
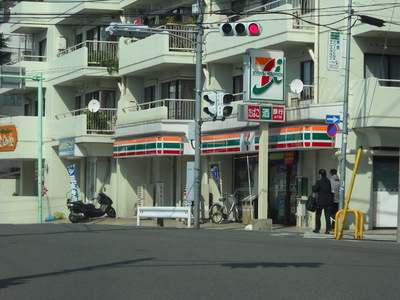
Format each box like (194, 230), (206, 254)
(0, 194), (38, 224)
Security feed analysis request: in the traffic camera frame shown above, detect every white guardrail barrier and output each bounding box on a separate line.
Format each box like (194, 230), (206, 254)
(136, 206), (192, 228)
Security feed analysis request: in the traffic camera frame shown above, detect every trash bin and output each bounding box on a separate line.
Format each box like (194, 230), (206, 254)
(241, 194), (258, 225)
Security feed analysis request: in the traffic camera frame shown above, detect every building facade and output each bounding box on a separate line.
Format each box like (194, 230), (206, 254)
(1, 0), (399, 230)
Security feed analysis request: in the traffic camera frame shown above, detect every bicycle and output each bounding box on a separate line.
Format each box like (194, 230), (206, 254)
(209, 193), (241, 224)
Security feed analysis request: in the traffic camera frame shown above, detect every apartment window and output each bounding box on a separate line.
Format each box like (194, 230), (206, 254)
(24, 103), (29, 116)
(84, 91), (115, 108)
(101, 91), (116, 108)
(145, 86), (155, 102)
(365, 54), (400, 87)
(86, 28), (100, 41)
(301, 0), (315, 14)
(75, 96), (82, 110)
(75, 33), (83, 49)
(233, 75), (243, 101)
(263, 0), (280, 10)
(39, 39), (46, 62)
(85, 91), (100, 107)
(161, 80), (195, 99)
(301, 60), (314, 100)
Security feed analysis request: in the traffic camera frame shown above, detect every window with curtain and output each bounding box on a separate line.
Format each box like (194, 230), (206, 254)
(365, 54), (400, 87)
(161, 80), (195, 99)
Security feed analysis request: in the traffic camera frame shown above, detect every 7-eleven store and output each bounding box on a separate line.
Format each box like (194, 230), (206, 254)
(200, 125), (334, 225)
(113, 124), (334, 226)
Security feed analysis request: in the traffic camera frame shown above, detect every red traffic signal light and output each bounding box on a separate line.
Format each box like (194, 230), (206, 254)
(247, 22), (261, 35)
(219, 22), (262, 36)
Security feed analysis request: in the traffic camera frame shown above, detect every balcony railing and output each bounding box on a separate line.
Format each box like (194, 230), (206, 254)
(5, 55), (46, 65)
(55, 108), (117, 134)
(123, 24), (197, 52)
(57, 40), (119, 64)
(122, 98), (195, 120)
(377, 78), (400, 87)
(163, 24), (196, 51)
(289, 84), (314, 106)
(225, 0), (315, 30)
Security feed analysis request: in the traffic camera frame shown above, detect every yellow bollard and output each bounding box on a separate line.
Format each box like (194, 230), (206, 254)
(334, 209), (364, 239)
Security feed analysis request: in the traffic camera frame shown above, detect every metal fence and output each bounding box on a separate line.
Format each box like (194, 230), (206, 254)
(122, 98), (195, 120)
(55, 108), (117, 133)
(162, 24), (196, 51)
(57, 40), (119, 64)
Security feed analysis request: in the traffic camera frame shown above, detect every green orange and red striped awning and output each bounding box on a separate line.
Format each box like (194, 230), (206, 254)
(114, 136), (183, 157)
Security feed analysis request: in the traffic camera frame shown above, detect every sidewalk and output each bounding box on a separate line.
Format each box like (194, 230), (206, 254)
(50, 216), (398, 242)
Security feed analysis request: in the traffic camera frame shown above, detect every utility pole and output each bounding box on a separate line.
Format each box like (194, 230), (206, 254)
(339, 0), (352, 211)
(193, 0), (204, 229)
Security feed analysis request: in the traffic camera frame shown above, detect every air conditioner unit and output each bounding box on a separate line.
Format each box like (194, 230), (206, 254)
(58, 36), (67, 50)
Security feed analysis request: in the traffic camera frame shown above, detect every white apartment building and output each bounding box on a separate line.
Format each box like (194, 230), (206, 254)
(1, 0), (399, 230)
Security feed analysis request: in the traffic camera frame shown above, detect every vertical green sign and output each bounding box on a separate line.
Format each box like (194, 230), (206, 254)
(260, 106), (272, 120)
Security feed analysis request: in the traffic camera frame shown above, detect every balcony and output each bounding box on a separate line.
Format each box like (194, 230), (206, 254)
(55, 108), (117, 136)
(51, 40), (119, 85)
(4, 52), (47, 87)
(58, 40), (118, 69)
(116, 99), (195, 137)
(6, 54), (46, 64)
(288, 84), (315, 106)
(352, 77), (400, 129)
(119, 24), (196, 76)
(121, 98), (195, 122)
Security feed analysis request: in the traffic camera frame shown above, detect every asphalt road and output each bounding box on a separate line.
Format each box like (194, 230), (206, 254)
(1, 224), (399, 300)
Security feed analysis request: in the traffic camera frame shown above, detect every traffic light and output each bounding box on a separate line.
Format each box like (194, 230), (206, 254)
(203, 93), (233, 121)
(203, 93), (219, 121)
(219, 22), (262, 36)
(105, 22), (151, 38)
(221, 93), (233, 119)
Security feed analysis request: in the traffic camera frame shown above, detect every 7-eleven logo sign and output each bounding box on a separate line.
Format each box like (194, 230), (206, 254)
(244, 49), (285, 103)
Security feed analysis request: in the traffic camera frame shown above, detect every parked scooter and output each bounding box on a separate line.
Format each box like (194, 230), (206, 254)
(67, 192), (116, 223)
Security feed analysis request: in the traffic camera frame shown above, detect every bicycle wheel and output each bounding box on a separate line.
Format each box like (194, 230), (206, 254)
(210, 204), (224, 224)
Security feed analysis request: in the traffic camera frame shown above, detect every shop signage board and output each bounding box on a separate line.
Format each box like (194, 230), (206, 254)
(201, 125), (334, 154)
(59, 138), (75, 157)
(0, 125), (18, 151)
(237, 104), (285, 122)
(326, 114), (340, 124)
(243, 49), (285, 103)
(327, 31), (342, 71)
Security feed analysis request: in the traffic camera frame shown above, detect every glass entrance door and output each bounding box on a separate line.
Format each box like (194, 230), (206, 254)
(86, 158), (97, 202)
